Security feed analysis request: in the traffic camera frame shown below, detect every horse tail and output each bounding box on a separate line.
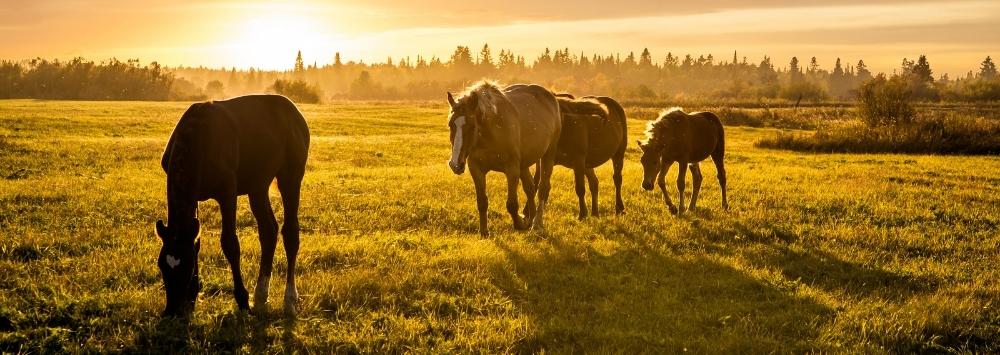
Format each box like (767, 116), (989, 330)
(705, 112), (726, 158)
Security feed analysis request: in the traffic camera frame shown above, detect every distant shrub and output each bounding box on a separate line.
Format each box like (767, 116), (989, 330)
(205, 80), (225, 99)
(756, 112), (1000, 155)
(943, 79), (1000, 102)
(168, 77), (206, 101)
(779, 80), (828, 102)
(270, 79), (321, 104)
(857, 74), (915, 127)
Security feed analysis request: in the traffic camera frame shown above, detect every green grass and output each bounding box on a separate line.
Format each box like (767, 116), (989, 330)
(1, 99), (998, 353)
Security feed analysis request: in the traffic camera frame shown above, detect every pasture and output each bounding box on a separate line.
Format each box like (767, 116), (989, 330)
(0, 100), (998, 353)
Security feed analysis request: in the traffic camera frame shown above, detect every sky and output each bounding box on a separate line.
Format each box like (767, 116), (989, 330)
(1, 0), (998, 76)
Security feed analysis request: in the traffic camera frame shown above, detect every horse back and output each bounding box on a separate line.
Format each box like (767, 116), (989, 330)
(163, 95), (309, 199)
(689, 111), (725, 160)
(502, 84), (562, 164)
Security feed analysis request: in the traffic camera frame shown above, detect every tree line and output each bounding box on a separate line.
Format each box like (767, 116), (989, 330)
(2, 46), (998, 103)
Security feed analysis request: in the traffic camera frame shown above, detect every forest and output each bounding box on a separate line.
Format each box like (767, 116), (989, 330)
(1, 45), (998, 103)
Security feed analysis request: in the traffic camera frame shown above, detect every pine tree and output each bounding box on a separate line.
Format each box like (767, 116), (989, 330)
(449, 46), (474, 72)
(789, 56), (803, 82)
(333, 52), (343, 68)
(663, 52), (679, 69)
(808, 56), (820, 74)
(979, 56), (998, 79)
(832, 58), (844, 77)
(294, 50), (304, 72)
(639, 48), (653, 68)
(911, 55), (933, 84)
(478, 43), (494, 70)
(856, 59), (872, 82)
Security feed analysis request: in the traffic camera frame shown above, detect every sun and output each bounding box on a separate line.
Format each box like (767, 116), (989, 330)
(224, 7), (345, 70)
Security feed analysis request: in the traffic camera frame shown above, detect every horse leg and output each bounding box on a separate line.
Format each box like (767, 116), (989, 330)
(188, 239), (202, 311)
(519, 167), (536, 224)
(574, 168), (587, 220)
(585, 168), (599, 217)
(612, 153), (625, 215)
(505, 164), (527, 230)
(469, 161), (490, 236)
(533, 151), (556, 231)
(657, 161), (678, 214)
(689, 163), (703, 211)
(277, 174), (303, 316)
(713, 152), (728, 210)
(676, 162), (688, 215)
(218, 195), (250, 311)
(249, 189), (278, 312)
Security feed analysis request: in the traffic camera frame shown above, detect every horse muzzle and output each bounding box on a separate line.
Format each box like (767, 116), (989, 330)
(448, 160), (465, 175)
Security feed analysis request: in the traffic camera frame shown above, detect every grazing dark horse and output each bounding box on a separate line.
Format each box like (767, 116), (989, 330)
(554, 96), (627, 219)
(156, 95), (309, 317)
(447, 81), (562, 236)
(638, 108), (727, 214)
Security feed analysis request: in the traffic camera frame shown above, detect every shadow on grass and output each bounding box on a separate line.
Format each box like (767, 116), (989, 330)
(491, 232), (834, 353)
(127, 310), (300, 354)
(683, 218), (939, 301)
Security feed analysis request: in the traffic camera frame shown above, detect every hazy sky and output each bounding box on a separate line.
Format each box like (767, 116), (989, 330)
(2, 0), (998, 76)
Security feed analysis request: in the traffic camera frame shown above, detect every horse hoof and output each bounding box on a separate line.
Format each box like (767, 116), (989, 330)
(284, 289), (299, 318)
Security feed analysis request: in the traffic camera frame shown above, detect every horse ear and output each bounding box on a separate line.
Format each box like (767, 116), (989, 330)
(155, 220), (168, 240)
(447, 92), (457, 107)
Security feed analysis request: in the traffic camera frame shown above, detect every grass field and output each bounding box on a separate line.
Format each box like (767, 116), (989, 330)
(1, 100), (998, 353)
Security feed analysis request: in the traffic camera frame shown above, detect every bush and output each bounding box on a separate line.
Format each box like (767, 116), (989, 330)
(944, 79), (1000, 102)
(779, 80), (828, 102)
(756, 112), (1000, 155)
(270, 79), (321, 104)
(857, 74), (915, 127)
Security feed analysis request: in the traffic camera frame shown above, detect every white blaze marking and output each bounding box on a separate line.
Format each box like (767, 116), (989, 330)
(166, 255), (180, 269)
(449, 116), (466, 167)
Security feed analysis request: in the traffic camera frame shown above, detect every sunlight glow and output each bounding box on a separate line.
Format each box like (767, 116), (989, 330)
(227, 14), (327, 69)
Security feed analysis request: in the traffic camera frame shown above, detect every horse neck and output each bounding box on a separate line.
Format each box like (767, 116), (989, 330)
(165, 138), (201, 229)
(166, 172), (198, 229)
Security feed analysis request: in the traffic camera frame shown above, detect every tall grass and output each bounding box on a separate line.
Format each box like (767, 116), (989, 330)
(757, 113), (1000, 154)
(758, 74), (1000, 155)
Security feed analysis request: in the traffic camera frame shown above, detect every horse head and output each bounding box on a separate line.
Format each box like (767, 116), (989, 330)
(155, 218), (201, 317)
(446, 91), (491, 175)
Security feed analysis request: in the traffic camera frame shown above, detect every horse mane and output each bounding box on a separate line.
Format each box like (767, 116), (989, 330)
(165, 103), (210, 197)
(642, 107), (687, 144)
(457, 80), (508, 120)
(556, 97), (609, 119)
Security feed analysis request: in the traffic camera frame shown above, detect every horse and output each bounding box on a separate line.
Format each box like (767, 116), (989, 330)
(637, 108), (727, 214)
(447, 81), (562, 236)
(156, 94), (310, 317)
(554, 95), (627, 219)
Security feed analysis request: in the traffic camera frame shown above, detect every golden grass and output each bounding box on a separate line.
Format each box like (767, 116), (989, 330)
(0, 100), (998, 353)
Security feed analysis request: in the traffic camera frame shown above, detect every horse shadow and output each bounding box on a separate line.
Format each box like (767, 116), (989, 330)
(490, 231), (834, 352)
(127, 309), (300, 353)
(684, 218), (939, 301)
